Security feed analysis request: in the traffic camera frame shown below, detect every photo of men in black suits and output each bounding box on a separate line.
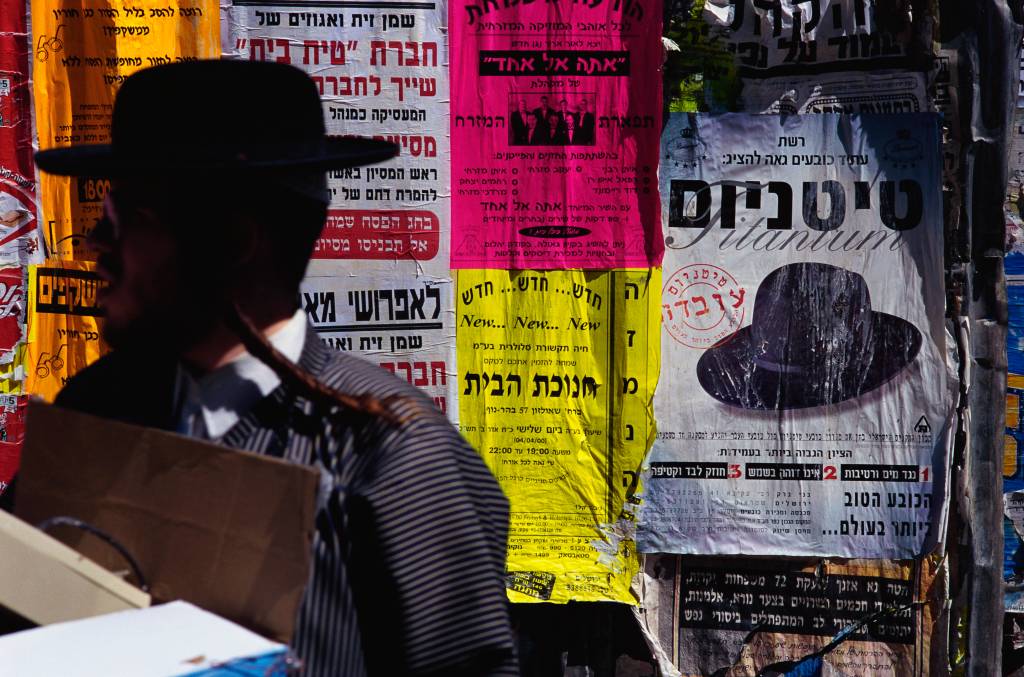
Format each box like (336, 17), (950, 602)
(533, 96), (554, 140)
(576, 99), (595, 145)
(525, 114), (545, 145)
(510, 99), (532, 145)
(507, 93), (596, 146)
(563, 113), (583, 145)
(548, 112), (567, 144)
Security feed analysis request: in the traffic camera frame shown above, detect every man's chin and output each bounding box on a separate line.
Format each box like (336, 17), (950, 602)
(99, 319), (145, 352)
(99, 315), (179, 353)
(100, 308), (218, 356)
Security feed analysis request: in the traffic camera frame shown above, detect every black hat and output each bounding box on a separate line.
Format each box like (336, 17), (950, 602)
(35, 60), (398, 177)
(696, 262), (922, 410)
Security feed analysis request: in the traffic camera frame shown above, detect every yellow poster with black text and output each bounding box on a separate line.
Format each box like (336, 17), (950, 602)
(458, 269), (660, 604)
(31, 0), (218, 259)
(25, 262), (108, 401)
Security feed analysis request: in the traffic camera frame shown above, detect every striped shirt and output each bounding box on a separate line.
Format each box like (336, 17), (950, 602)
(54, 323), (518, 676)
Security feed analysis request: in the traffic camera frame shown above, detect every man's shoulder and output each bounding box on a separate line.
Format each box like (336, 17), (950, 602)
(316, 349), (432, 400)
(312, 349), (457, 427)
(55, 350), (176, 426)
(313, 350), (469, 447)
(57, 350), (136, 401)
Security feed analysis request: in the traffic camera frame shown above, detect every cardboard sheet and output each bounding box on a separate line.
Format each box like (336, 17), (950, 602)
(16, 402), (319, 643)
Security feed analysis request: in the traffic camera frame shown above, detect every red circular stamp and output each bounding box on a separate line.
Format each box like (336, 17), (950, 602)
(663, 264), (747, 348)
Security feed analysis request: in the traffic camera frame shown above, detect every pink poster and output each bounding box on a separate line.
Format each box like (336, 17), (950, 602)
(450, 0), (663, 269)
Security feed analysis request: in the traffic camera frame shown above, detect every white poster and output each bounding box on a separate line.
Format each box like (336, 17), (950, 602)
(224, 0), (456, 417)
(638, 113), (954, 558)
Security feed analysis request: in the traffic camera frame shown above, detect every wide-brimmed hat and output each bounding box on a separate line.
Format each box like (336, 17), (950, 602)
(696, 262), (922, 410)
(35, 60), (398, 177)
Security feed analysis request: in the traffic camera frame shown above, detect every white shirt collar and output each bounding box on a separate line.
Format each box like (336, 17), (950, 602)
(175, 309), (307, 440)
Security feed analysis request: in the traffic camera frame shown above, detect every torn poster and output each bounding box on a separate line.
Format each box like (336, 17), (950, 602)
(671, 557), (945, 676)
(740, 71), (928, 115)
(0, 2), (43, 266)
(0, 268), (24, 365)
(663, 1), (929, 115)
(224, 0), (456, 415)
(457, 269), (660, 603)
(701, 0), (924, 77)
(32, 0), (219, 260)
(25, 261), (108, 402)
(638, 113), (953, 558)
(449, 0), (664, 269)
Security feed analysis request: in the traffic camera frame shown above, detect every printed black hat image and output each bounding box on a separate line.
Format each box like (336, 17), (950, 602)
(696, 262), (922, 410)
(35, 60), (398, 177)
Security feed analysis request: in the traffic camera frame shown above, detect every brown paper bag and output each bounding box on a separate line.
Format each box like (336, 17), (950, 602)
(15, 402), (319, 643)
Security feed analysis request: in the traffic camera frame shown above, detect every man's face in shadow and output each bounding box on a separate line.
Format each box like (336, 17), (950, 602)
(92, 180), (216, 352)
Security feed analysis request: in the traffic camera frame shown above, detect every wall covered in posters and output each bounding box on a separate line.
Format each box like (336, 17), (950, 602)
(3, 0), (975, 671)
(224, 0), (456, 417)
(0, 0), (50, 494)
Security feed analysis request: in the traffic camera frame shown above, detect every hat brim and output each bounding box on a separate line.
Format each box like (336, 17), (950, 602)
(695, 312), (922, 410)
(35, 136), (398, 177)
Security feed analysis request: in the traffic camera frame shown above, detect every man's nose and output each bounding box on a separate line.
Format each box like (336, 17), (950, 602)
(88, 214), (116, 254)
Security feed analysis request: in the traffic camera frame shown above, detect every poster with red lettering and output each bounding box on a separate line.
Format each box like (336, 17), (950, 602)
(225, 0), (456, 418)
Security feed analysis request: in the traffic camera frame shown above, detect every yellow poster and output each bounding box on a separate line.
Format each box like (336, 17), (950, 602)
(25, 261), (108, 401)
(457, 269), (661, 604)
(32, 0), (219, 259)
